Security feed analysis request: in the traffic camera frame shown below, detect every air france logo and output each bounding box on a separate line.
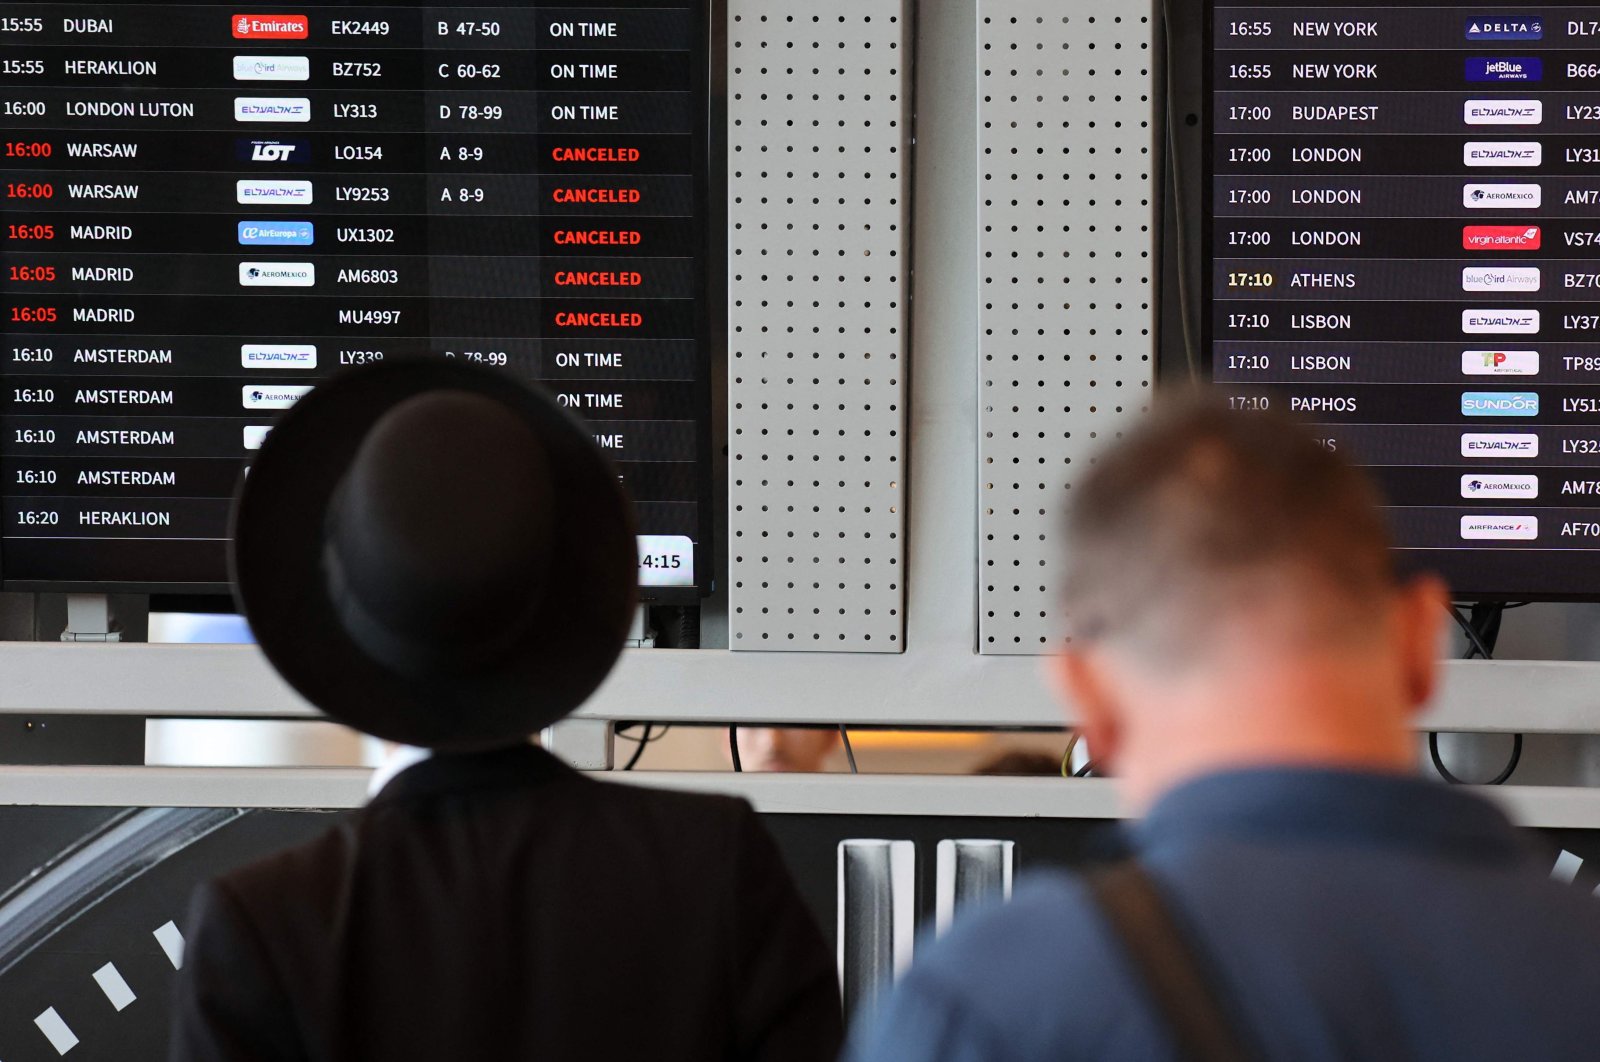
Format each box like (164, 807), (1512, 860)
(1462, 350), (1539, 376)
(233, 97), (310, 123)
(232, 55), (309, 81)
(1461, 516), (1539, 541)
(243, 384), (312, 409)
(1461, 474), (1539, 499)
(238, 221), (313, 246)
(1464, 141), (1542, 166)
(1461, 432), (1539, 457)
(1466, 57), (1542, 82)
(1465, 18), (1543, 41)
(232, 14), (309, 39)
(236, 179), (312, 205)
(1462, 309), (1540, 333)
(1461, 390), (1539, 416)
(1463, 183), (1541, 208)
(1464, 100), (1542, 125)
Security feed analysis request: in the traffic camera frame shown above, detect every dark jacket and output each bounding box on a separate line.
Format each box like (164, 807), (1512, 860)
(170, 744), (842, 1062)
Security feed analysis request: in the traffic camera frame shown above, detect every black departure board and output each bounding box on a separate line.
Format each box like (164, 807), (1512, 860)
(1208, 1), (1600, 598)
(0, 2), (710, 598)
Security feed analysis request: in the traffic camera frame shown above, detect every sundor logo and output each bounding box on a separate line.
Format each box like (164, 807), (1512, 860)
(1461, 390), (1539, 416)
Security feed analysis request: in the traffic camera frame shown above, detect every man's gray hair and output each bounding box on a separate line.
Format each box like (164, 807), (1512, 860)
(1061, 397), (1397, 660)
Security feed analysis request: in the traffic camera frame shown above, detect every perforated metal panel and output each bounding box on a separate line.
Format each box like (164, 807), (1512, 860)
(977, 0), (1158, 654)
(727, 1), (911, 652)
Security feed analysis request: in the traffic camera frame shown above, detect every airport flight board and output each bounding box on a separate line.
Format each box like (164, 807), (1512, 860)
(1209, 2), (1600, 598)
(0, 3), (711, 598)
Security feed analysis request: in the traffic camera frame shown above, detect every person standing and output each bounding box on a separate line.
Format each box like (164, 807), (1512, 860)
(845, 400), (1600, 1061)
(170, 363), (841, 1061)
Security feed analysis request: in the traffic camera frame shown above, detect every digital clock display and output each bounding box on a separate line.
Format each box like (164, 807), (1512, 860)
(0, 2), (712, 598)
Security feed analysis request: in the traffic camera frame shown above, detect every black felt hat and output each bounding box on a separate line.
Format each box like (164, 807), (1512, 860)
(230, 361), (637, 747)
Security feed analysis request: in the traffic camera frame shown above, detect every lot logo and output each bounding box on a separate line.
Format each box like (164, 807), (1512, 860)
(1463, 225), (1541, 250)
(1466, 57), (1542, 82)
(1463, 183), (1541, 208)
(1461, 390), (1540, 416)
(236, 138), (308, 163)
(232, 14), (309, 39)
(1460, 516), (1539, 541)
(1462, 350), (1539, 376)
(1461, 432), (1539, 457)
(238, 220), (313, 246)
(233, 97), (311, 123)
(1464, 141), (1542, 166)
(1465, 18), (1543, 41)
(1462, 309), (1539, 333)
(1461, 474), (1539, 499)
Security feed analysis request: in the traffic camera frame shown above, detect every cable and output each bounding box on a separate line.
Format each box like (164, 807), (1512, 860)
(1432, 602), (1522, 785)
(1074, 760), (1099, 779)
(839, 726), (858, 774)
(729, 725), (742, 772)
(1060, 731), (1083, 778)
(621, 725), (653, 771)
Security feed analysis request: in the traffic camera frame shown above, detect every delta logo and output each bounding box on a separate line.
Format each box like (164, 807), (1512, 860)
(1465, 57), (1542, 82)
(1462, 350), (1539, 376)
(1463, 225), (1540, 250)
(1461, 390), (1539, 416)
(232, 14), (308, 39)
(1465, 18), (1544, 41)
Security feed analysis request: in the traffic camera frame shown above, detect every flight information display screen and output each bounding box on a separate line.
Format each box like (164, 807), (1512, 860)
(0, 2), (710, 598)
(1209, 1), (1600, 598)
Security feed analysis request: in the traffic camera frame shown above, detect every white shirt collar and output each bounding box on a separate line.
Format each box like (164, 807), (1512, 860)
(366, 744), (433, 801)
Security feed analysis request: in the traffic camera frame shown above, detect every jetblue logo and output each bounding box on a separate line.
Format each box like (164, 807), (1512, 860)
(1462, 391), (1540, 416)
(238, 221), (313, 246)
(1466, 57), (1542, 81)
(1466, 18), (1543, 41)
(236, 138), (309, 164)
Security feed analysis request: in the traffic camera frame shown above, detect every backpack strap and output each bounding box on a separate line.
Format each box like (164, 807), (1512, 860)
(1085, 861), (1258, 1062)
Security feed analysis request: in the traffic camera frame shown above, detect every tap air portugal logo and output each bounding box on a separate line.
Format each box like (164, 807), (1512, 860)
(232, 14), (308, 39)
(1462, 350), (1539, 376)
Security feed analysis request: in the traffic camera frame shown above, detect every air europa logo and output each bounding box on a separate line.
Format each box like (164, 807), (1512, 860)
(232, 14), (309, 39)
(1463, 225), (1541, 250)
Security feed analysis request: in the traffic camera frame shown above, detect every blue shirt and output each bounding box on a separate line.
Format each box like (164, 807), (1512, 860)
(844, 768), (1600, 1061)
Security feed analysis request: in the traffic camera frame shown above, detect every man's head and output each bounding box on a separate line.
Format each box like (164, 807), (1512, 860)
(1053, 398), (1447, 807)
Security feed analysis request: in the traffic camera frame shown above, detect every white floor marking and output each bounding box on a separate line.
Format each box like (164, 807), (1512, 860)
(1552, 850), (1584, 884)
(153, 920), (185, 969)
(33, 1008), (78, 1055)
(92, 962), (137, 1011)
